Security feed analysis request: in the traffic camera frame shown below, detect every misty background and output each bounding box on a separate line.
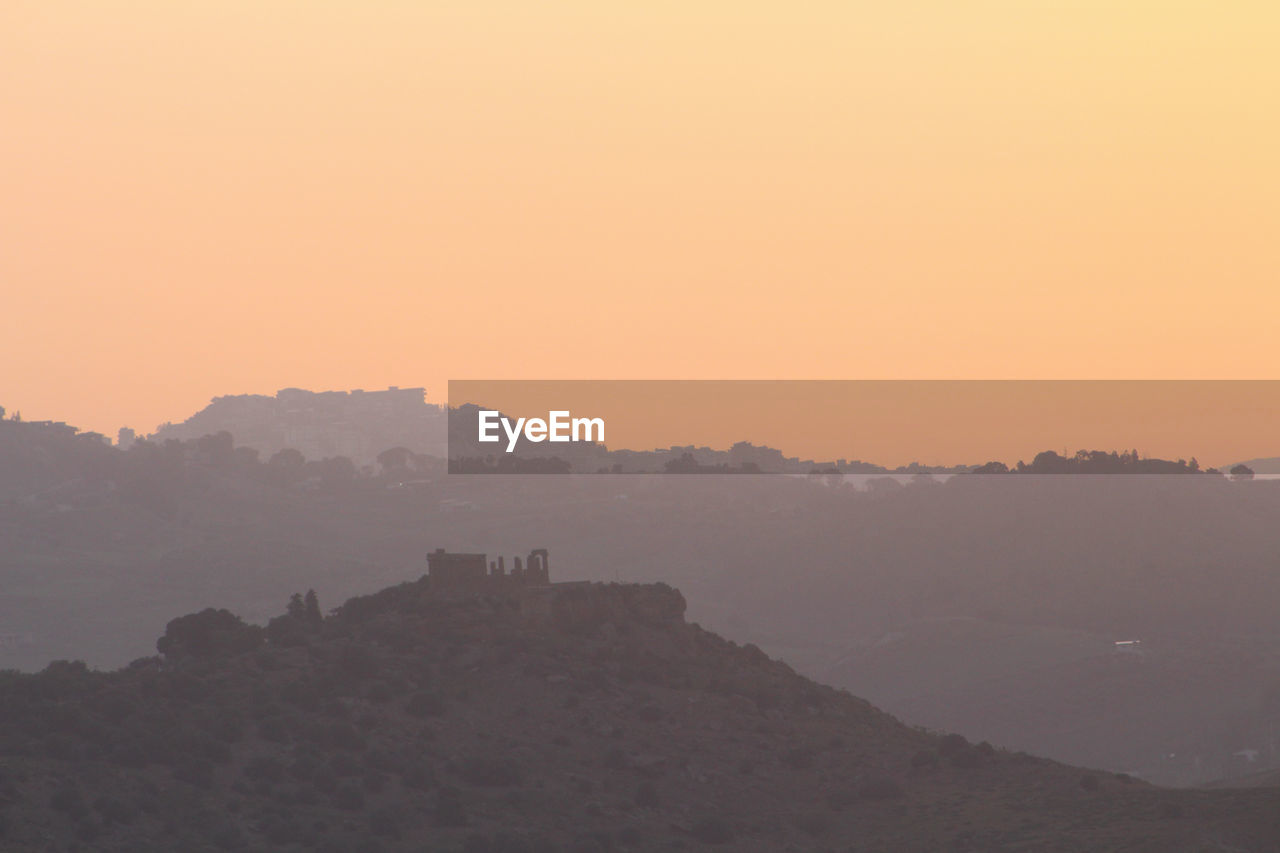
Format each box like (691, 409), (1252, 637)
(4, 391), (1280, 788)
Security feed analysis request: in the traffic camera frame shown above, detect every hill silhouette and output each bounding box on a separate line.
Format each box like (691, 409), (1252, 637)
(1, 576), (1280, 851)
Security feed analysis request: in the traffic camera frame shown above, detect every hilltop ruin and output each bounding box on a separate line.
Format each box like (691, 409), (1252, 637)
(426, 547), (551, 589)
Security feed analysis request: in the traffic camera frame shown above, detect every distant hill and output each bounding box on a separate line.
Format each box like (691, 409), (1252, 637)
(2, 577), (1279, 851)
(148, 387), (447, 465)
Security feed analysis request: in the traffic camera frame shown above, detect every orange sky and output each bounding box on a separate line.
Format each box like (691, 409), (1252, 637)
(452, 380), (1280, 468)
(2, 2), (1278, 441)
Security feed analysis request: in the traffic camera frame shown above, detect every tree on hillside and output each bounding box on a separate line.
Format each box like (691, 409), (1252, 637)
(316, 456), (357, 491)
(377, 446), (414, 475)
(196, 431), (235, 466)
(304, 590), (322, 626)
(266, 448), (307, 487)
(269, 448), (305, 468)
(269, 591), (323, 646)
(156, 609), (263, 658)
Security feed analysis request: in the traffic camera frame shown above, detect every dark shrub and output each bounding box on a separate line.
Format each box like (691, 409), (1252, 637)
(783, 747), (814, 769)
(406, 691), (445, 718)
(690, 816), (734, 845)
(312, 766), (338, 795)
(333, 645), (379, 685)
(365, 681), (395, 704)
(859, 774), (905, 800)
(332, 783), (365, 811)
(74, 819), (101, 842)
(109, 739), (148, 768)
(330, 752), (362, 777)
(265, 614), (310, 648)
(50, 786), (87, 817)
(260, 814), (308, 845)
(212, 710), (245, 743)
(636, 780), (659, 809)
(289, 753), (319, 781)
(459, 756), (523, 787)
(401, 764), (432, 790)
(433, 786), (468, 827)
(570, 832), (615, 852)
(173, 757), (215, 788)
(279, 679), (321, 711)
(911, 749), (940, 768)
(797, 811), (830, 837)
(93, 795), (138, 825)
(244, 755), (286, 783)
(369, 806), (401, 839)
(210, 821), (246, 850)
(318, 722), (365, 751)
(825, 789), (858, 811)
(157, 609), (263, 659)
(636, 704), (664, 722)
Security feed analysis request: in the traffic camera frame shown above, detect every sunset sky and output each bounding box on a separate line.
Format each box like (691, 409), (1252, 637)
(3, 2), (1277, 442)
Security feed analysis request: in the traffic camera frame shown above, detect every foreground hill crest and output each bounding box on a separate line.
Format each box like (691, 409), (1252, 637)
(1, 571), (1279, 851)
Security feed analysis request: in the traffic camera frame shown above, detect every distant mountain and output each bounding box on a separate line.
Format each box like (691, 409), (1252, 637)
(148, 387), (447, 465)
(1, 577), (1278, 851)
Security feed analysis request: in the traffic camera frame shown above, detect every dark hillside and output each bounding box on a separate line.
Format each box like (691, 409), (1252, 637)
(0, 578), (1278, 852)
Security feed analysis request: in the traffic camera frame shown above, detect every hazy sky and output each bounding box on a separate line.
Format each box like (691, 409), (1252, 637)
(3, 2), (1277, 438)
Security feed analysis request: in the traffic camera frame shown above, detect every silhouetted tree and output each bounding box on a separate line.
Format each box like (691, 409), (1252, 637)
(664, 453), (699, 474)
(304, 590), (322, 626)
(1230, 464), (1255, 481)
(376, 446), (414, 474)
(316, 456), (357, 491)
(196, 431), (235, 467)
(269, 448), (305, 468)
(156, 609), (263, 658)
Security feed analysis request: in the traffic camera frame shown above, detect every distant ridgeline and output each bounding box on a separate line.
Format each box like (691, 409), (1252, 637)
(446, 406), (1244, 476)
(0, 406), (1254, 483)
(445, 404), (971, 475)
(146, 387), (447, 465)
(970, 449), (1252, 477)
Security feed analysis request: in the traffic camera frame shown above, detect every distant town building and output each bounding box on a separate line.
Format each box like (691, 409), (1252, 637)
(149, 386), (445, 464)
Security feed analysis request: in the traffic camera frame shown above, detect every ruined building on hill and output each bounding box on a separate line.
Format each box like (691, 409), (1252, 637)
(426, 548), (551, 590)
